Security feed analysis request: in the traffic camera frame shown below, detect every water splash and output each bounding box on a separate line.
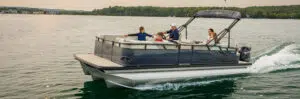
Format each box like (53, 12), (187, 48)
(249, 43), (300, 73)
(252, 42), (295, 61)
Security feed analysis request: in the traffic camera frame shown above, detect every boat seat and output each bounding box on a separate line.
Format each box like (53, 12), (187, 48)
(114, 37), (177, 49)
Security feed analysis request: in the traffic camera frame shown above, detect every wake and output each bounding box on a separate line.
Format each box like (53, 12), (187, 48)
(248, 43), (300, 73)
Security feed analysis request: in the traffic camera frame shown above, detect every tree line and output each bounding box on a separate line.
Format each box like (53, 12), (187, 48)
(92, 5), (300, 19)
(2, 5), (300, 19)
(0, 6), (90, 15)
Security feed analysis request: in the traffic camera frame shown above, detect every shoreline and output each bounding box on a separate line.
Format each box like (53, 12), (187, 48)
(1, 13), (299, 20)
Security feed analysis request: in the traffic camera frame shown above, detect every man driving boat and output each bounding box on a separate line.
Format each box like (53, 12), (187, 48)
(163, 23), (179, 40)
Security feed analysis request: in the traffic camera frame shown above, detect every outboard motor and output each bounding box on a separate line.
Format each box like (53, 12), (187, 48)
(238, 46), (251, 62)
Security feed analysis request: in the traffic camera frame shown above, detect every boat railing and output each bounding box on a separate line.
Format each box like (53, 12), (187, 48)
(95, 35), (237, 51)
(94, 35), (239, 65)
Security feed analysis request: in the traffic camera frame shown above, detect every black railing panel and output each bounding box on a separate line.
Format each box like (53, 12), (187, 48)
(94, 36), (239, 66)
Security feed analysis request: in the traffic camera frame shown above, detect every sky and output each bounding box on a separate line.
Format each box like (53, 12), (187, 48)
(1, 0), (300, 10)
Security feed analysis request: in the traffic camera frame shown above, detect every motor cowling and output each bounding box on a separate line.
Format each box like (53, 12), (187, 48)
(238, 46), (251, 62)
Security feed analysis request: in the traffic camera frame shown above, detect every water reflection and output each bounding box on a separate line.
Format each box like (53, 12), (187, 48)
(76, 79), (237, 99)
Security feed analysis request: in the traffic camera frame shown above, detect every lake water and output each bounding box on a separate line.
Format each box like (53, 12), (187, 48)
(0, 14), (300, 99)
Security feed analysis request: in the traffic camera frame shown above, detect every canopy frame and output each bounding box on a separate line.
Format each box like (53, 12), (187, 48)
(177, 10), (241, 48)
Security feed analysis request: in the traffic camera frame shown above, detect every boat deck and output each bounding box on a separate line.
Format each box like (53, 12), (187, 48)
(74, 54), (123, 68)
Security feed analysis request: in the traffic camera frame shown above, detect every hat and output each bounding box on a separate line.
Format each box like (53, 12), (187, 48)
(170, 23), (176, 27)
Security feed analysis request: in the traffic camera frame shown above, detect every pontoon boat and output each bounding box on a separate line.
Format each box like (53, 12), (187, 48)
(74, 10), (252, 88)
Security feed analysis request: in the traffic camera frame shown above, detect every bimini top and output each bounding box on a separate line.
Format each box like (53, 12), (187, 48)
(194, 10), (242, 19)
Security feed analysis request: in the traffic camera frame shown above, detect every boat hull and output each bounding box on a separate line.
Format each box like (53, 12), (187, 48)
(79, 62), (250, 88)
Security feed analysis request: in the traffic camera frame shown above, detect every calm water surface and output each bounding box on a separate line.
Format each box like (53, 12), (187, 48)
(0, 14), (300, 99)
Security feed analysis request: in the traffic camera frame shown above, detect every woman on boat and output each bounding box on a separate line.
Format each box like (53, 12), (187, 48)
(125, 26), (153, 41)
(208, 28), (219, 44)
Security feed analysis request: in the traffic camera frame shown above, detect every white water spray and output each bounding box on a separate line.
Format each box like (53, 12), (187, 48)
(248, 44), (300, 73)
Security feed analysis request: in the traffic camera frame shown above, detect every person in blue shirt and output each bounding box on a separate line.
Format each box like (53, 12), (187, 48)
(125, 26), (153, 41)
(163, 23), (179, 40)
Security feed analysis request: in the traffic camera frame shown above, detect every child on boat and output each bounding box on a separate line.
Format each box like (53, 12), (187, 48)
(124, 26), (153, 41)
(154, 32), (165, 42)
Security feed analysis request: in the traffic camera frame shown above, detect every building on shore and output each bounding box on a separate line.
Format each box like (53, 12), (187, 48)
(44, 10), (59, 14)
(32, 11), (44, 14)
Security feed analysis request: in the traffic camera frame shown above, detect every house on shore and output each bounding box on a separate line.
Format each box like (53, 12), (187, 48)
(32, 11), (44, 14)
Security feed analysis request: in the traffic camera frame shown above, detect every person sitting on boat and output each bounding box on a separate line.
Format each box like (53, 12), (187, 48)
(124, 26), (153, 41)
(163, 23), (179, 40)
(154, 32), (166, 42)
(208, 28), (219, 44)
